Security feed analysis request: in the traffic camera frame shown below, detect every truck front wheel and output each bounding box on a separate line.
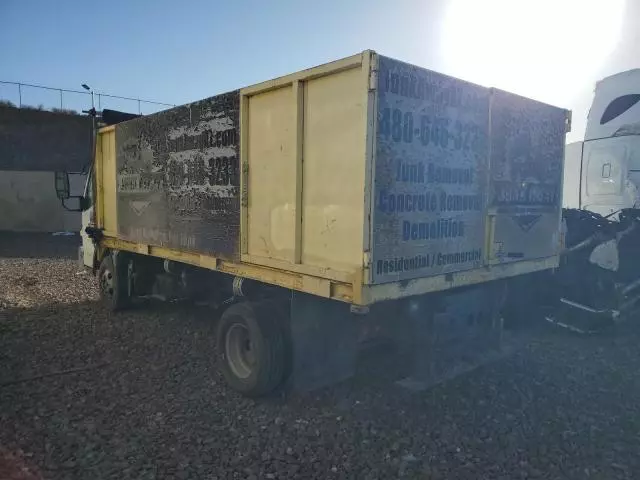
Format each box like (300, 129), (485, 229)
(98, 252), (131, 312)
(216, 301), (287, 397)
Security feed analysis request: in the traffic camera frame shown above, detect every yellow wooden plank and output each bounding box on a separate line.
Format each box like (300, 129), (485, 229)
(240, 94), (250, 255)
(240, 253), (352, 283)
(245, 85), (296, 261)
(361, 51), (377, 285)
(292, 80), (304, 264)
(351, 267), (364, 306)
(241, 52), (367, 96)
(101, 129), (118, 235)
(94, 132), (104, 229)
(100, 236), (354, 302)
(331, 283), (353, 303)
(98, 125), (115, 134)
(301, 275), (331, 298)
(300, 66), (367, 272)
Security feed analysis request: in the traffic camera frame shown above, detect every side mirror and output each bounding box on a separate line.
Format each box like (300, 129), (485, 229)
(79, 196), (91, 211)
(54, 171), (70, 199)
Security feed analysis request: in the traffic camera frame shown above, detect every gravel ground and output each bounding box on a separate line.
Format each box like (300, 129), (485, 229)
(2, 234), (640, 479)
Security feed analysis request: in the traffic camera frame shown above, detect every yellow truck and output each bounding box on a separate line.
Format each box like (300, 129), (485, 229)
(55, 51), (570, 396)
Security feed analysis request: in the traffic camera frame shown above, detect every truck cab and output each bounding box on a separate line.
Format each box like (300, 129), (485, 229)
(563, 69), (640, 216)
(55, 108), (140, 269)
(548, 69), (640, 332)
(79, 170), (95, 268)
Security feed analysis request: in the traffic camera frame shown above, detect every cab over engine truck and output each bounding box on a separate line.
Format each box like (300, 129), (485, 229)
(541, 69), (640, 332)
(55, 51), (569, 396)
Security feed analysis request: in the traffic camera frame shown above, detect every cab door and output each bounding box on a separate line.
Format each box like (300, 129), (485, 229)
(81, 171), (95, 268)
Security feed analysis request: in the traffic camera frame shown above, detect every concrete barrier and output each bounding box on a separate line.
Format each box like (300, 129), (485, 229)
(0, 171), (86, 232)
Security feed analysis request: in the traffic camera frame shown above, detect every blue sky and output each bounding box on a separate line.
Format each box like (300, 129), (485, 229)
(1, 0), (446, 113)
(2, 0), (638, 140)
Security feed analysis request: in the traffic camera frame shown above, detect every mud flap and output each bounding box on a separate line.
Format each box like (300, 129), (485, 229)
(285, 291), (358, 393)
(398, 281), (507, 391)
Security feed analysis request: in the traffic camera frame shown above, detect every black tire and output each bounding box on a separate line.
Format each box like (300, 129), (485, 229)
(98, 253), (131, 312)
(216, 301), (287, 397)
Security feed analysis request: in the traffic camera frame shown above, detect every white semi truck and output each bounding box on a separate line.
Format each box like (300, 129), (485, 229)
(563, 69), (640, 215)
(545, 69), (640, 332)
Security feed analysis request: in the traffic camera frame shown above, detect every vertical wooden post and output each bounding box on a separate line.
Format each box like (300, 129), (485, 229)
(292, 80), (304, 264)
(240, 94), (250, 256)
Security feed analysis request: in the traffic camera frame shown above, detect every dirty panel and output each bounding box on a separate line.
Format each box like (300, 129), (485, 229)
(489, 90), (566, 264)
(115, 91), (240, 257)
(371, 56), (490, 284)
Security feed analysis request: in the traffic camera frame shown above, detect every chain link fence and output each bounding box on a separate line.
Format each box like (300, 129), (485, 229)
(0, 81), (174, 116)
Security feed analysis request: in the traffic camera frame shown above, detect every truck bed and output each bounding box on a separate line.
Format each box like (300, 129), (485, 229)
(93, 50), (569, 306)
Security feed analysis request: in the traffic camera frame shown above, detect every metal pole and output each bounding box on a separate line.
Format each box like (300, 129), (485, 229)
(18, 84), (21, 107)
(90, 90), (96, 176)
(138, 98), (141, 114)
(97, 93), (101, 110)
(60, 89), (63, 109)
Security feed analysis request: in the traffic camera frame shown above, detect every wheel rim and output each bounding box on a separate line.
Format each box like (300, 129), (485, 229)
(100, 265), (114, 300)
(225, 323), (255, 379)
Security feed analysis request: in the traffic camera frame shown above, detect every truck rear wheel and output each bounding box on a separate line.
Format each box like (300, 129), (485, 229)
(98, 253), (131, 312)
(216, 301), (287, 397)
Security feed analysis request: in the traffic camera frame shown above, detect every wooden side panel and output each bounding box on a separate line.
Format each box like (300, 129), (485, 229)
(101, 129), (118, 235)
(246, 86), (296, 261)
(243, 56), (369, 277)
(300, 68), (366, 271)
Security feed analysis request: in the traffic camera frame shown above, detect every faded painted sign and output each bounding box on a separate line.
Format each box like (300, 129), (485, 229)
(371, 56), (490, 283)
(115, 91), (240, 256)
(488, 90), (566, 263)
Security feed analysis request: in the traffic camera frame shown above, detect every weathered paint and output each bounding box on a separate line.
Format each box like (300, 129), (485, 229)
(488, 90), (567, 264)
(92, 50), (567, 306)
(114, 91), (240, 257)
(371, 56), (490, 283)
(369, 57), (567, 284)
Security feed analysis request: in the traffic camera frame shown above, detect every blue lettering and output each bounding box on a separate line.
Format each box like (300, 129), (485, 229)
(378, 190), (388, 212)
(390, 73), (399, 94)
(429, 222), (437, 238)
(402, 221), (411, 241)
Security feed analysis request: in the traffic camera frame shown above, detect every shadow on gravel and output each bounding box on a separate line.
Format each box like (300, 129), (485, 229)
(2, 296), (640, 479)
(0, 232), (79, 259)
